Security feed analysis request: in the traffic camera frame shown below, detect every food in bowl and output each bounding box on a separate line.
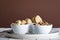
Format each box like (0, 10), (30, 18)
(25, 18), (32, 24)
(32, 15), (53, 34)
(10, 15), (53, 34)
(11, 19), (32, 34)
(32, 15), (43, 24)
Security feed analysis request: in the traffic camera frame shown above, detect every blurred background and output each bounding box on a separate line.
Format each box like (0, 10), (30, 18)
(0, 0), (60, 27)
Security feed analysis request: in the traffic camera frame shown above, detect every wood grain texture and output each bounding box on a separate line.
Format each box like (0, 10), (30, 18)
(0, 0), (60, 27)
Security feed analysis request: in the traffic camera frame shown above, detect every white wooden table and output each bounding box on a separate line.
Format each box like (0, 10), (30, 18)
(0, 28), (60, 40)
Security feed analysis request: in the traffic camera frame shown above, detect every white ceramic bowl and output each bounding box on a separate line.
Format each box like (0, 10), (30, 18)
(34, 24), (53, 34)
(11, 24), (30, 34)
(29, 24), (36, 34)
